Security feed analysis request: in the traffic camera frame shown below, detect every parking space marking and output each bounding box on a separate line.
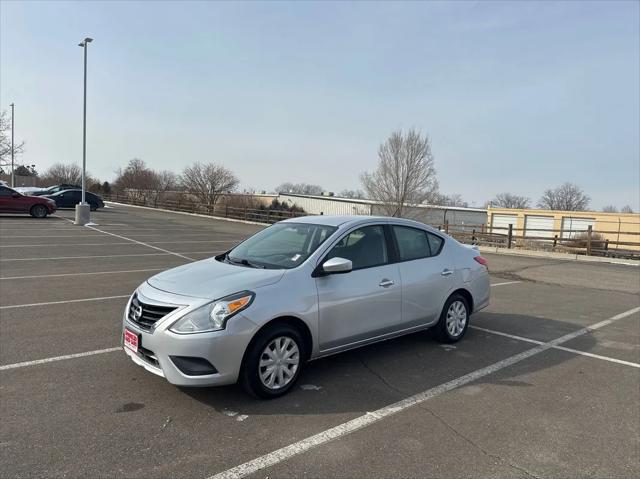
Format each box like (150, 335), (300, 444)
(553, 346), (640, 368)
(0, 295), (130, 310)
(0, 239), (239, 248)
(0, 347), (121, 371)
(490, 281), (522, 287)
(471, 326), (640, 368)
(208, 305), (640, 479)
(0, 250), (222, 262)
(86, 225), (197, 261)
(0, 268), (168, 280)
(471, 326), (543, 345)
(5, 234), (108, 239)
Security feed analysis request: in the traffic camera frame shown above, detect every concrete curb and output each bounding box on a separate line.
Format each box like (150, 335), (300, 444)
(104, 201), (267, 227)
(478, 245), (639, 266)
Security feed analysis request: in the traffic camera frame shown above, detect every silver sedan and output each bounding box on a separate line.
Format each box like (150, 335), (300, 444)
(122, 215), (490, 398)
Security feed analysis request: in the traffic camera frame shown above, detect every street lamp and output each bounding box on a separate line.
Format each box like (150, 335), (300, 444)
(9, 103), (14, 187)
(75, 37), (93, 225)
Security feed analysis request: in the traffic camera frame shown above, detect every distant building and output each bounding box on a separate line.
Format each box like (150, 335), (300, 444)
(277, 193), (487, 229)
(488, 207), (640, 251)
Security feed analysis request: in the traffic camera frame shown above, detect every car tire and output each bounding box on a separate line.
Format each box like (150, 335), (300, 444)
(89, 202), (98, 211)
(30, 204), (48, 218)
(240, 324), (305, 399)
(434, 293), (470, 343)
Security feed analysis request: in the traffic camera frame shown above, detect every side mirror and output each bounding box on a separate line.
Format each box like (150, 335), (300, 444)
(11, 192), (19, 198)
(321, 257), (352, 275)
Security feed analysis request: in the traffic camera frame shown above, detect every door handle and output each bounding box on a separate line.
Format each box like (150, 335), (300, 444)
(379, 279), (395, 288)
(441, 269), (453, 276)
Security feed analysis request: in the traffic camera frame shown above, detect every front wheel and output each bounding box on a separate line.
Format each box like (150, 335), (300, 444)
(241, 324), (305, 399)
(30, 204), (49, 218)
(434, 294), (470, 343)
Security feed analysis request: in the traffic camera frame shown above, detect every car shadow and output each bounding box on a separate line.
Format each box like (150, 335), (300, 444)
(181, 313), (597, 415)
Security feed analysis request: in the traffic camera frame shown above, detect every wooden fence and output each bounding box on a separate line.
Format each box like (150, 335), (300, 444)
(104, 192), (307, 224)
(442, 222), (640, 260)
(104, 194), (640, 260)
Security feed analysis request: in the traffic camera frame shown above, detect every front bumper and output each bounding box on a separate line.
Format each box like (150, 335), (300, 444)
(121, 283), (258, 387)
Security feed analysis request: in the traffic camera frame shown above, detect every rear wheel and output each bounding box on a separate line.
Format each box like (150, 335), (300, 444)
(30, 204), (48, 218)
(434, 294), (470, 343)
(89, 202), (98, 211)
(241, 324), (305, 399)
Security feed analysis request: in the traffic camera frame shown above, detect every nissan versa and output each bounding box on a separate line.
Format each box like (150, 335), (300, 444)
(122, 216), (490, 398)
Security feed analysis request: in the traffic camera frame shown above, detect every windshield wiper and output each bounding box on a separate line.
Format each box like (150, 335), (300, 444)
(226, 254), (265, 269)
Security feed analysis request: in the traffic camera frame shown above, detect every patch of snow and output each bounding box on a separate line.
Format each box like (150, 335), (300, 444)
(300, 384), (322, 391)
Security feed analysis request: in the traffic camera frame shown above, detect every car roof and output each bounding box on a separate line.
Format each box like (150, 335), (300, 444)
(51, 189), (92, 195)
(281, 214), (443, 233)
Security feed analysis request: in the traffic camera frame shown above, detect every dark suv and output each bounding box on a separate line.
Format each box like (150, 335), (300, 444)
(32, 184), (81, 196)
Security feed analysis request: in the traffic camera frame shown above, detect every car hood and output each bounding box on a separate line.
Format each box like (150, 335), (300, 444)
(23, 194), (54, 202)
(147, 257), (285, 300)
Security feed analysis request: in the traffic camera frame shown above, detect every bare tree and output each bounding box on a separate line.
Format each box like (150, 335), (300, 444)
(433, 193), (468, 207)
(621, 205), (634, 213)
(361, 129), (438, 217)
(113, 158), (155, 201)
(149, 170), (179, 207)
(38, 163), (84, 186)
(602, 205), (618, 213)
(489, 192), (531, 209)
(181, 162), (239, 212)
(537, 183), (590, 211)
(276, 182), (324, 196)
(339, 189), (366, 199)
(0, 110), (25, 168)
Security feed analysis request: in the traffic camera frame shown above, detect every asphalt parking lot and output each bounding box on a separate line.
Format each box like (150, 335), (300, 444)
(1, 203), (639, 479)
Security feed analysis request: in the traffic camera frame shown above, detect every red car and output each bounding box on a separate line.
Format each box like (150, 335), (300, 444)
(0, 185), (57, 218)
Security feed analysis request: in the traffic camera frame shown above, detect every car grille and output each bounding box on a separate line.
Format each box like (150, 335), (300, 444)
(128, 294), (177, 330)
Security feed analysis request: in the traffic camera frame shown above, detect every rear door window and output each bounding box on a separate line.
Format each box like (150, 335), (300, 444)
(392, 226), (445, 260)
(393, 226), (431, 261)
(427, 233), (444, 255)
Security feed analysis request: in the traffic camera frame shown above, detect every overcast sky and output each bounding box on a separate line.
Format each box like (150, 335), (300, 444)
(1, 0), (638, 209)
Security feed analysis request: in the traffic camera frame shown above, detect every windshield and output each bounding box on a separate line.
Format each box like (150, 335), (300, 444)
(225, 222), (337, 269)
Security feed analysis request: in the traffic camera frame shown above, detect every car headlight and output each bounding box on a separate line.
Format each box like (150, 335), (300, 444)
(170, 291), (254, 334)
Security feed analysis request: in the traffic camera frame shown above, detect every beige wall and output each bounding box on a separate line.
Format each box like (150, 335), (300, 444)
(488, 207), (640, 250)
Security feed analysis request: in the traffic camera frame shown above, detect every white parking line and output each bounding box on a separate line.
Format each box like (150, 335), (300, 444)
(0, 250), (222, 262)
(86, 225), (197, 261)
(0, 347), (121, 371)
(0, 239), (239, 248)
(6, 234), (107, 239)
(471, 325), (640, 368)
(208, 306), (640, 479)
(471, 326), (543, 345)
(490, 281), (522, 287)
(0, 268), (168, 280)
(553, 346), (640, 368)
(0, 295), (130, 310)
(3, 232), (239, 239)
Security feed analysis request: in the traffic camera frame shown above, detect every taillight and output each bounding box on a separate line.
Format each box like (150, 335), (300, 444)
(474, 256), (488, 269)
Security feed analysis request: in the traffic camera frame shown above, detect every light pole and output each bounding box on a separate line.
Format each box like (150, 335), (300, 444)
(10, 103), (14, 187)
(75, 37), (93, 225)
